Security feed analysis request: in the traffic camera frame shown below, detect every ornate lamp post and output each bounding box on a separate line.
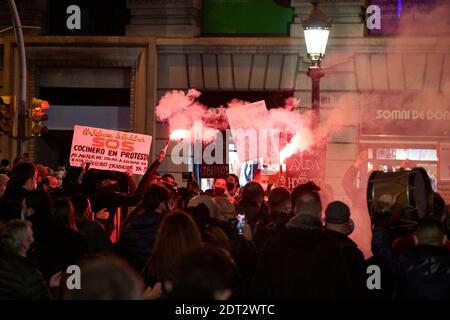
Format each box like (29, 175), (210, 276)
(302, 0), (332, 129)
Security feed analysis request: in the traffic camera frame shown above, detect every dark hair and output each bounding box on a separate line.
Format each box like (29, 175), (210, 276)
(177, 187), (196, 210)
(2, 186), (28, 203)
(12, 156), (25, 168)
(142, 184), (171, 212)
(26, 189), (54, 217)
(144, 211), (202, 286)
(185, 204), (212, 232)
(0, 200), (22, 223)
(415, 217), (445, 245)
(53, 198), (77, 230)
(70, 194), (89, 217)
(0, 159), (9, 167)
(170, 246), (235, 299)
(291, 182), (322, 217)
(268, 187), (291, 209)
(63, 256), (143, 300)
(227, 174), (240, 188)
(162, 174), (175, 181)
(7, 162), (35, 189)
(213, 176), (227, 184)
(241, 182), (264, 205)
(291, 181), (321, 208)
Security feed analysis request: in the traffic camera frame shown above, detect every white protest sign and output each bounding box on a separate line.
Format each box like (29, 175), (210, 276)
(226, 100), (271, 162)
(69, 125), (152, 175)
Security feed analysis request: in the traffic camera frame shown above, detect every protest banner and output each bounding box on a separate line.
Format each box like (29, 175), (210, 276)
(225, 100), (272, 162)
(69, 125), (152, 175)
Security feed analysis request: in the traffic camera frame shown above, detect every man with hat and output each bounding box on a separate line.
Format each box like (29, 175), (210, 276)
(324, 201), (366, 298)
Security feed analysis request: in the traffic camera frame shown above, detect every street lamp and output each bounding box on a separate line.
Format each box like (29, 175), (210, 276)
(302, 0), (332, 129)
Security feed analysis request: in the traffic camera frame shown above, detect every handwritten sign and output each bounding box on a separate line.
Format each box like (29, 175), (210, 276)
(226, 100), (271, 162)
(285, 145), (326, 190)
(69, 125), (152, 175)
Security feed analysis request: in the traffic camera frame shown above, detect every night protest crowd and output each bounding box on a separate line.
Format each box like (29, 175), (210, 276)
(0, 148), (449, 301)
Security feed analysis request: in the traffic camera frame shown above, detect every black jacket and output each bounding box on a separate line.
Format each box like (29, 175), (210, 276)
(28, 214), (88, 282)
(324, 229), (367, 298)
(118, 210), (163, 272)
(235, 201), (268, 234)
(0, 251), (50, 300)
(253, 214), (291, 251)
(252, 215), (363, 299)
(372, 227), (450, 300)
(76, 216), (112, 254)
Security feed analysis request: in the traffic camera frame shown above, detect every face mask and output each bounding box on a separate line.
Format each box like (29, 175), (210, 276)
(226, 182), (235, 192)
(214, 187), (225, 197)
(346, 219), (355, 236)
(260, 183), (268, 192)
(56, 170), (66, 179)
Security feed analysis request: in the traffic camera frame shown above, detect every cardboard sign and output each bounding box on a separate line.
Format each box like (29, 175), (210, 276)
(199, 164), (229, 179)
(199, 134), (229, 178)
(226, 100), (271, 162)
(285, 145), (327, 190)
(69, 125), (152, 175)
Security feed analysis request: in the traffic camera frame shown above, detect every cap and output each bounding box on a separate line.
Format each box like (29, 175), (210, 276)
(325, 201), (350, 224)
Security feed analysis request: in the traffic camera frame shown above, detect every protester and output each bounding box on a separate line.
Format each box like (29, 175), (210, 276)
(324, 201), (366, 297)
(0, 159), (10, 175)
(252, 182), (363, 299)
(0, 174), (9, 198)
(4, 162), (37, 193)
(41, 176), (60, 194)
(342, 150), (373, 258)
(71, 194), (112, 255)
(53, 198), (78, 231)
(0, 220), (50, 300)
(167, 246), (236, 300)
(26, 190), (87, 282)
(213, 176), (237, 204)
(236, 182), (267, 234)
(143, 211), (202, 295)
(372, 217), (450, 299)
(226, 173), (241, 202)
(118, 183), (171, 272)
(253, 187), (292, 250)
(2, 146), (450, 302)
(63, 256), (144, 300)
(161, 174), (176, 187)
(0, 200), (22, 223)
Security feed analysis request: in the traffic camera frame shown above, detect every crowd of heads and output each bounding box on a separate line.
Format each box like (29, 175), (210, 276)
(0, 153), (449, 301)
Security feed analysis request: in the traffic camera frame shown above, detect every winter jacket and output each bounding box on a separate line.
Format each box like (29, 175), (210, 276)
(118, 210), (163, 272)
(0, 251), (50, 300)
(76, 216), (112, 254)
(252, 215), (363, 299)
(372, 227), (450, 300)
